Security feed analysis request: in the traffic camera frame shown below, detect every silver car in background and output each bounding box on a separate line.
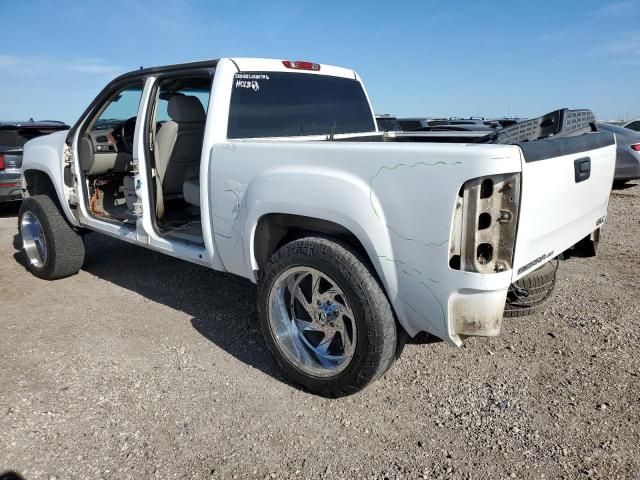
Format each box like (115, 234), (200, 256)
(597, 122), (640, 184)
(622, 118), (640, 132)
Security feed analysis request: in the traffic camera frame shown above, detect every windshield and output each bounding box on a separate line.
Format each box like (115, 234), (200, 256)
(227, 72), (374, 138)
(94, 86), (143, 129)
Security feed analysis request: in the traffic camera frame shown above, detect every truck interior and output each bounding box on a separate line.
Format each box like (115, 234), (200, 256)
(76, 74), (211, 246)
(77, 81), (144, 225)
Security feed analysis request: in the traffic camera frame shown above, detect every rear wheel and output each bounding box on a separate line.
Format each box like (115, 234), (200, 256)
(257, 236), (398, 397)
(18, 195), (85, 280)
(504, 260), (558, 318)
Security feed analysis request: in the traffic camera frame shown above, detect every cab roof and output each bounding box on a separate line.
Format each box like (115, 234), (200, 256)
(113, 57), (357, 82)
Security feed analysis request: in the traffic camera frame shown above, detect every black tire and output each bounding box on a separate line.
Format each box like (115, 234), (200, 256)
(504, 260), (558, 318)
(257, 236), (398, 397)
(18, 195), (85, 280)
(571, 232), (599, 258)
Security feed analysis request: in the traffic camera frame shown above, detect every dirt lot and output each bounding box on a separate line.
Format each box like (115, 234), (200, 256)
(1, 182), (639, 480)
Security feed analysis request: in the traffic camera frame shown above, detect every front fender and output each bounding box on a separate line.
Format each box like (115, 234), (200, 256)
(21, 131), (79, 227)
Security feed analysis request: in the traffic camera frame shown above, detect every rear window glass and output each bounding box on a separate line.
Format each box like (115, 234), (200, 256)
(0, 127), (68, 148)
(227, 72), (374, 139)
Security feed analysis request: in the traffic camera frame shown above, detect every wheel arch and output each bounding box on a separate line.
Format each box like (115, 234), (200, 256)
(253, 213), (372, 273)
(248, 211), (401, 320)
(22, 169), (57, 198)
(21, 168), (79, 227)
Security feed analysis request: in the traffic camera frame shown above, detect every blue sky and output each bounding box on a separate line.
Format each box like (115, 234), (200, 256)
(1, 0), (639, 123)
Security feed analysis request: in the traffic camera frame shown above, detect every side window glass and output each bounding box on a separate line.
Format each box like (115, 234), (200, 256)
(154, 85), (210, 124)
(627, 121), (640, 132)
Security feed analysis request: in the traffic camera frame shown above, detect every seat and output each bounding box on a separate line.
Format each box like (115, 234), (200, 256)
(183, 178), (200, 207)
(154, 95), (205, 216)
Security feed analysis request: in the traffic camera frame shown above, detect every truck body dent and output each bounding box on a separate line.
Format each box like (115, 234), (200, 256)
(208, 140), (523, 345)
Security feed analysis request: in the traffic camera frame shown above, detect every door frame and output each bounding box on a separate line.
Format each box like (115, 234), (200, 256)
(69, 73), (212, 267)
(140, 68), (215, 243)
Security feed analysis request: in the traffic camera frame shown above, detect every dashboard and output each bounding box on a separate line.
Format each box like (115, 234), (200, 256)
(80, 118), (135, 175)
(80, 117), (167, 175)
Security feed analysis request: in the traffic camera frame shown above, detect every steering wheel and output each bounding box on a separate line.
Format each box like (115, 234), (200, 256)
(120, 117), (137, 154)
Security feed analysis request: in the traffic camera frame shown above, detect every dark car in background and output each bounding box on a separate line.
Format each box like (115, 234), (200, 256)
(399, 117), (489, 131)
(397, 117), (429, 131)
(0, 120), (69, 202)
(398, 116), (525, 132)
(490, 117), (527, 128)
(375, 114), (402, 132)
(597, 122), (640, 183)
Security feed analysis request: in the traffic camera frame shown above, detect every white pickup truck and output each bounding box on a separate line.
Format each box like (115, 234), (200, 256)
(18, 58), (615, 396)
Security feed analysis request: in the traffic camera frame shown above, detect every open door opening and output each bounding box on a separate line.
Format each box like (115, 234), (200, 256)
(76, 82), (144, 226)
(146, 74), (212, 244)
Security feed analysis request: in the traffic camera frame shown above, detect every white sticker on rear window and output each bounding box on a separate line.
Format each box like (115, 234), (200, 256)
(234, 73), (269, 91)
(235, 73), (270, 80)
(235, 79), (260, 91)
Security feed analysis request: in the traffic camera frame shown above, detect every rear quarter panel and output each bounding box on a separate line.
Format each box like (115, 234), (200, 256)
(207, 140), (522, 342)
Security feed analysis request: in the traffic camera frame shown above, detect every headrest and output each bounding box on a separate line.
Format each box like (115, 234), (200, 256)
(167, 95), (205, 123)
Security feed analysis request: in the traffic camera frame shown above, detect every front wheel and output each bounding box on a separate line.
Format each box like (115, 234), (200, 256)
(18, 195), (85, 280)
(257, 237), (398, 397)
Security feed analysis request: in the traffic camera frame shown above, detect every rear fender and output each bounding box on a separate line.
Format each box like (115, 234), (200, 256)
(208, 141), (523, 344)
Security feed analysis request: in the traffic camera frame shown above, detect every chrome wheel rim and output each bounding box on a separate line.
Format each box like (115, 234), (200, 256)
(20, 211), (47, 268)
(268, 266), (357, 378)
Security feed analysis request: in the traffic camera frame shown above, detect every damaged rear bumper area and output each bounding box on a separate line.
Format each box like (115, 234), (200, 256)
(447, 258), (559, 343)
(449, 287), (508, 338)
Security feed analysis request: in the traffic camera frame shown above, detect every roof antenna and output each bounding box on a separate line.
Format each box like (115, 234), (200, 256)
(139, 66), (144, 70)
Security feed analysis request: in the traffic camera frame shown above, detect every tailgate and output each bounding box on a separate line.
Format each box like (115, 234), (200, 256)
(512, 132), (616, 280)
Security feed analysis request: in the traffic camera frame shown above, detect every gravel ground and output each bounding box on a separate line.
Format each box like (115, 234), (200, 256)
(1, 181), (639, 479)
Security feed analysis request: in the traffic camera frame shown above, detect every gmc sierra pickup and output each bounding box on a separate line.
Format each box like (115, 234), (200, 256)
(18, 58), (615, 396)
